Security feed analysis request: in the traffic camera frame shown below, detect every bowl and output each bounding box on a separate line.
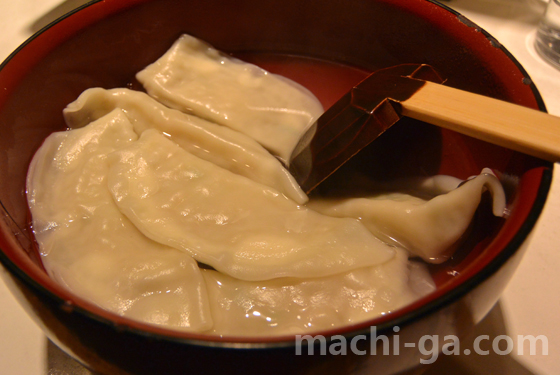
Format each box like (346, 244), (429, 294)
(0, 0), (551, 374)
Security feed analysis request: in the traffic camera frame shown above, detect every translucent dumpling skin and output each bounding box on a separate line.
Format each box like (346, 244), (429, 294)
(308, 170), (506, 263)
(136, 34), (324, 164)
(64, 87), (307, 204)
(202, 248), (429, 336)
(27, 110), (213, 332)
(106, 130), (395, 281)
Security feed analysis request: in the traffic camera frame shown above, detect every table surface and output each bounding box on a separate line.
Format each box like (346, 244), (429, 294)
(0, 0), (558, 374)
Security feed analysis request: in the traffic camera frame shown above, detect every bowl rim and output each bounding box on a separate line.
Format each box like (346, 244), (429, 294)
(0, 0), (553, 348)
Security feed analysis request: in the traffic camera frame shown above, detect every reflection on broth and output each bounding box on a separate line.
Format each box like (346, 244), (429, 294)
(26, 34), (506, 336)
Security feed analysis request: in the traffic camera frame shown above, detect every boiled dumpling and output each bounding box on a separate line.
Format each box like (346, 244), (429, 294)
(201, 248), (434, 336)
(136, 34), (324, 164)
(307, 169), (506, 263)
(106, 130), (396, 281)
(27, 109), (213, 331)
(63, 87), (307, 204)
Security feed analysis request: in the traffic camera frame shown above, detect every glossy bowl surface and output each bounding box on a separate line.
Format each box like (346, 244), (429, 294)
(0, 0), (551, 374)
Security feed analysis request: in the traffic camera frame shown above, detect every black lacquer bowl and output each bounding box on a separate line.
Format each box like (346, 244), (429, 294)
(0, 0), (551, 374)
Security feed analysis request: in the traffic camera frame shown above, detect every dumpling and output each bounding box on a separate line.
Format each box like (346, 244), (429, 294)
(307, 169), (507, 263)
(201, 248), (434, 336)
(63, 87), (307, 204)
(136, 34), (324, 164)
(27, 109), (213, 331)
(106, 130), (396, 281)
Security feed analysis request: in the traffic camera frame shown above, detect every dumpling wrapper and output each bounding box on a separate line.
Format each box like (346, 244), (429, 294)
(27, 109), (213, 331)
(201, 248), (434, 336)
(63, 87), (307, 204)
(106, 130), (396, 281)
(307, 169), (507, 263)
(136, 34), (324, 164)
